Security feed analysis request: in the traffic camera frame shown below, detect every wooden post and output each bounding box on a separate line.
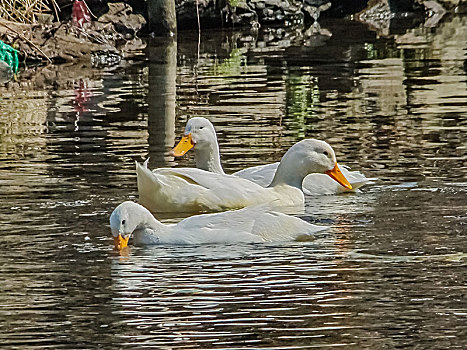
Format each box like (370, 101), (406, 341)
(147, 38), (177, 168)
(147, 0), (177, 36)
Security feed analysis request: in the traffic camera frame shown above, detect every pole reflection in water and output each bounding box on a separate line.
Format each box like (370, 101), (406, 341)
(147, 38), (177, 169)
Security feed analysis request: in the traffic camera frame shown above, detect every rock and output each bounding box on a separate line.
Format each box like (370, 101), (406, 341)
(0, 59), (13, 84)
(255, 2), (266, 10)
(98, 3), (146, 35)
(423, 1), (446, 27)
(91, 50), (122, 68)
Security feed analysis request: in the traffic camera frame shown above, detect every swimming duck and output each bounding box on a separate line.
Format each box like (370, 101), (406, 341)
(110, 201), (327, 249)
(137, 138), (351, 213)
(171, 117), (369, 194)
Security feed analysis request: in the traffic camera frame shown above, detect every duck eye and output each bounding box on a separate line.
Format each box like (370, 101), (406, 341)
(122, 220), (126, 225)
(199, 126), (204, 130)
(323, 150), (330, 157)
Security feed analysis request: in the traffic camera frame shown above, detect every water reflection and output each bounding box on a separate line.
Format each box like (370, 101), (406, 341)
(147, 38), (177, 168)
(0, 11), (466, 350)
(110, 241), (465, 348)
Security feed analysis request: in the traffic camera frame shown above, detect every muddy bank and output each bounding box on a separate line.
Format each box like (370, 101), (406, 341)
(0, 3), (146, 65)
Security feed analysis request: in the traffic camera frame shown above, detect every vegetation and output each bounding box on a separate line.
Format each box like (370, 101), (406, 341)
(0, 0), (58, 24)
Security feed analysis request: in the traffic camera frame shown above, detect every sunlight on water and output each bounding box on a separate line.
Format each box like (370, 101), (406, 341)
(0, 12), (466, 349)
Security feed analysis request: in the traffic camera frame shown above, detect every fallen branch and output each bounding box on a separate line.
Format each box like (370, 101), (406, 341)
(0, 20), (52, 63)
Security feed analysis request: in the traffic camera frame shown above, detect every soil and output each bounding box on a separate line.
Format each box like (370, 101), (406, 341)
(0, 3), (146, 64)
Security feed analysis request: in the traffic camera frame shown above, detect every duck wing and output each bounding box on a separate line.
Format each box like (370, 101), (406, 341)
(137, 161), (275, 213)
(251, 210), (327, 241)
(176, 205), (327, 243)
(233, 162), (279, 187)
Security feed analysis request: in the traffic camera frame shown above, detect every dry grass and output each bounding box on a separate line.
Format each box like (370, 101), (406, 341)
(0, 0), (60, 24)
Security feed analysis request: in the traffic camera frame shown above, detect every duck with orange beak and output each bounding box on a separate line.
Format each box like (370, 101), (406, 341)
(137, 139), (352, 213)
(110, 201), (328, 250)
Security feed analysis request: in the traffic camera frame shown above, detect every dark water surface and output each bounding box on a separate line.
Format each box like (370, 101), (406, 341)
(0, 15), (466, 349)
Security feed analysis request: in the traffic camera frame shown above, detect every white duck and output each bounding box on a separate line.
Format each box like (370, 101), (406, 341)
(171, 117), (369, 195)
(110, 201), (327, 249)
(137, 138), (351, 213)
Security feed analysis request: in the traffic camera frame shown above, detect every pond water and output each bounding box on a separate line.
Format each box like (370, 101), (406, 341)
(0, 14), (466, 349)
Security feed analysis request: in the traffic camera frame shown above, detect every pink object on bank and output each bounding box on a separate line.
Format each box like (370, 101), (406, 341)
(72, 0), (91, 27)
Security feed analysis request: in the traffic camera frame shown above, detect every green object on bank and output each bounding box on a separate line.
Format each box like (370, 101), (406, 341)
(0, 40), (19, 73)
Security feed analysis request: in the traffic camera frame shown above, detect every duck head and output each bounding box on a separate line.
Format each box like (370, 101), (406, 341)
(171, 117), (218, 156)
(110, 201), (135, 250)
(171, 117), (224, 174)
(270, 139), (352, 190)
(110, 201), (161, 250)
(110, 202), (167, 250)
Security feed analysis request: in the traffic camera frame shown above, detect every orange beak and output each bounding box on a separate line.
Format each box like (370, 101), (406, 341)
(325, 163), (352, 190)
(171, 133), (194, 157)
(113, 234), (130, 251)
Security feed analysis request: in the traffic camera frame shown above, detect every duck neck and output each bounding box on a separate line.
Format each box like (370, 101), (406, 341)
(268, 159), (308, 189)
(136, 208), (166, 233)
(194, 144), (225, 175)
(132, 209), (174, 244)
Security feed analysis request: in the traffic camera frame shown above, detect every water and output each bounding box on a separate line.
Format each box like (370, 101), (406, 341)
(0, 14), (466, 349)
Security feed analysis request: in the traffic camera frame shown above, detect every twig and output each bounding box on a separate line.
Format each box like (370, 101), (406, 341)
(0, 0), (54, 24)
(194, 0), (201, 100)
(0, 21), (52, 63)
(50, 0), (61, 21)
(83, 0), (98, 19)
(196, 0), (201, 34)
(196, 0), (201, 65)
(74, 25), (108, 45)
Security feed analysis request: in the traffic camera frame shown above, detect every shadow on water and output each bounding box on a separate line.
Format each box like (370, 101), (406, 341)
(0, 10), (466, 349)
